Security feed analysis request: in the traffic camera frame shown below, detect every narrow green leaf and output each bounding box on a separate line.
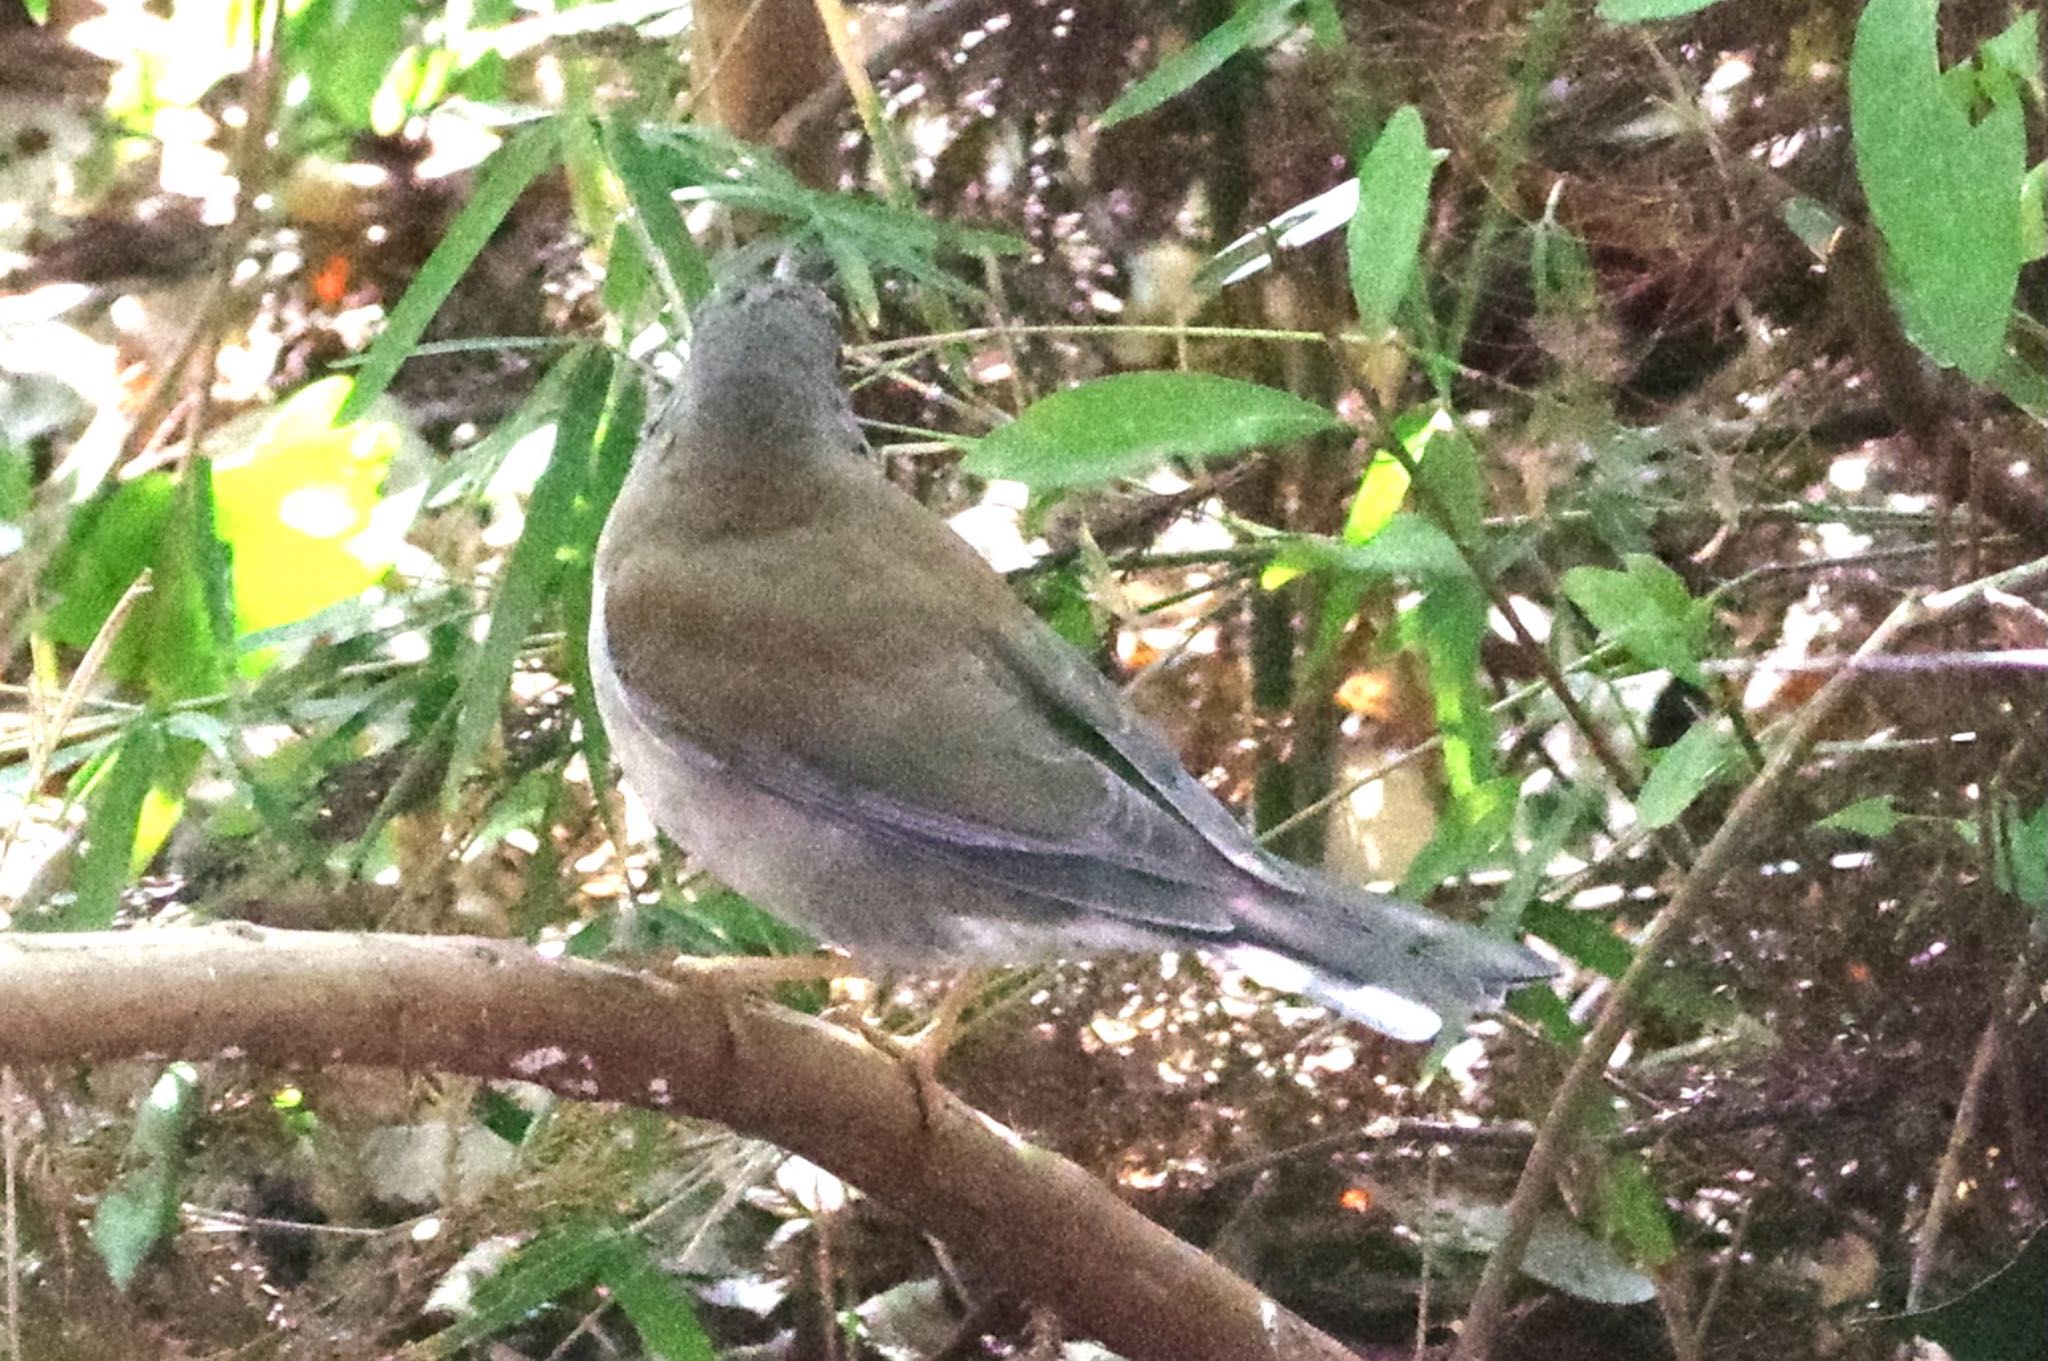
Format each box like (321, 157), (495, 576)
(964, 372), (1342, 489)
(599, 1233), (716, 1361)
(1817, 795), (1902, 837)
(1636, 721), (1739, 829)
(436, 1218), (613, 1349)
(1099, 0), (1298, 128)
(563, 360), (646, 797)
(1347, 106), (1437, 334)
(341, 120), (562, 421)
(63, 721), (166, 931)
(92, 1064), (199, 1289)
(603, 120), (714, 307)
(1850, 0), (2028, 378)
(1597, 0), (1724, 22)
(443, 346), (606, 802)
(21, 0), (50, 22)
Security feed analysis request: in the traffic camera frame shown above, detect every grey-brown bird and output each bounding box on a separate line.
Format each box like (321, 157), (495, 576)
(590, 279), (1546, 1042)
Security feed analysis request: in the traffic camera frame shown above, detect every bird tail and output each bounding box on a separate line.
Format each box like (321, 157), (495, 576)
(1226, 881), (1548, 1042)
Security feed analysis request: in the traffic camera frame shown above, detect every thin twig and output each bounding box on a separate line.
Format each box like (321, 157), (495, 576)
(1906, 943), (2036, 1310)
(1453, 550), (2048, 1361)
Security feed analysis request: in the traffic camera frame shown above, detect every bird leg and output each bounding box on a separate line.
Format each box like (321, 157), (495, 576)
(868, 971), (987, 1130)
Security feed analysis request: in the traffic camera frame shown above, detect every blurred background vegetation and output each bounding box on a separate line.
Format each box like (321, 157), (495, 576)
(0, 0), (2043, 1356)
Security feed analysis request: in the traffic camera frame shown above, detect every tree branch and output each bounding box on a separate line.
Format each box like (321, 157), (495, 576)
(0, 925), (1351, 1361)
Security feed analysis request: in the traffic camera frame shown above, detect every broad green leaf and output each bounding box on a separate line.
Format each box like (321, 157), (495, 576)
(1636, 720), (1740, 829)
(1099, 0), (1297, 129)
(1991, 798), (2047, 910)
(291, 0), (410, 130)
(443, 346), (607, 802)
(43, 475), (175, 652)
(92, 1064), (199, 1289)
(62, 721), (165, 931)
(1850, 0), (2029, 378)
(1522, 900), (1635, 978)
(599, 1232), (716, 1361)
(1900, 1223), (2048, 1361)
(1264, 513), (1471, 589)
(1343, 453), (1413, 545)
(1347, 106), (1437, 334)
(1447, 1205), (1657, 1305)
(1597, 0), (1724, 21)
(341, 120), (562, 421)
(1561, 554), (1712, 685)
(964, 373), (1343, 489)
(214, 376), (407, 673)
(1817, 794), (1902, 837)
(1599, 1156), (1677, 1268)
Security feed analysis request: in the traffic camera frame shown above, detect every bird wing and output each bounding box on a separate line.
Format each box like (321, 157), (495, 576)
(596, 473), (1268, 934)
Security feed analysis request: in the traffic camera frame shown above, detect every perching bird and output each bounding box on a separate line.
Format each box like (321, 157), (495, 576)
(589, 279), (1546, 1042)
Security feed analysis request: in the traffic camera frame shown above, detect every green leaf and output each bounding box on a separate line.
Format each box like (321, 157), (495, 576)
(214, 376), (409, 673)
(603, 119), (714, 307)
(1449, 1205), (1657, 1305)
(1991, 798), (2047, 910)
(1405, 409), (1485, 541)
(598, 1232), (716, 1360)
(92, 1064), (200, 1289)
(1850, 0), (2029, 378)
(963, 372), (1343, 489)
(1099, 0), (1298, 129)
(1522, 899), (1634, 977)
(1636, 721), (1740, 829)
(62, 721), (165, 931)
(443, 346), (607, 802)
(1598, 1156), (1677, 1268)
(21, 0), (49, 22)
(1266, 513), (1472, 588)
(1347, 106), (1437, 334)
(291, 0), (410, 129)
(1343, 452), (1414, 545)
(340, 120), (562, 421)
(1597, 0), (1724, 22)
(563, 359), (646, 794)
(436, 1218), (614, 1348)
(1561, 553), (1712, 685)
(43, 475), (175, 651)
(2021, 163), (2046, 264)
(1817, 795), (1902, 837)
(1899, 1223), (2048, 1361)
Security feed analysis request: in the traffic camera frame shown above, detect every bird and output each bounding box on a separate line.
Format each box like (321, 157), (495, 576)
(588, 277), (1547, 1044)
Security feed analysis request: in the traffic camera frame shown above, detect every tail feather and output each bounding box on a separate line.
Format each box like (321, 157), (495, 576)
(1227, 881), (1548, 1042)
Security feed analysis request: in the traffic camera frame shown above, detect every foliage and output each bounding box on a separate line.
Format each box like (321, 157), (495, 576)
(0, 0), (2043, 1356)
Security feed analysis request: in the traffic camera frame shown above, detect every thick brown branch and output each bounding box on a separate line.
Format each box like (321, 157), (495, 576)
(0, 925), (1350, 1361)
